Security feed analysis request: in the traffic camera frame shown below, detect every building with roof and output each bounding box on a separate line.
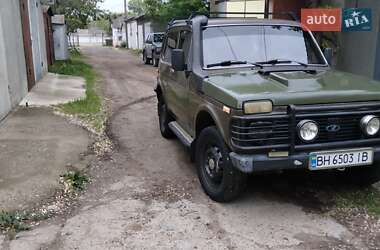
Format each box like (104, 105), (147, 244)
(125, 15), (166, 50)
(112, 16), (127, 47)
(0, 0), (54, 120)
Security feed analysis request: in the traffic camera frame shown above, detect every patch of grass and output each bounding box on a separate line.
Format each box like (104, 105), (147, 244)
(49, 52), (101, 115)
(49, 50), (105, 133)
(61, 171), (89, 193)
(129, 48), (143, 55)
(335, 187), (380, 217)
(0, 211), (29, 233)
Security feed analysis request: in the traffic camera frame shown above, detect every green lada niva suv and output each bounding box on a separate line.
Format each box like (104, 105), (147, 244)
(155, 15), (380, 202)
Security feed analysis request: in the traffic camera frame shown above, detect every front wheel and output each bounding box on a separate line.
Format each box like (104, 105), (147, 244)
(158, 100), (174, 139)
(196, 126), (247, 202)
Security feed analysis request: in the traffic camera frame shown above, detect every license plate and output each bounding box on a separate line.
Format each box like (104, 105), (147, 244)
(309, 148), (373, 170)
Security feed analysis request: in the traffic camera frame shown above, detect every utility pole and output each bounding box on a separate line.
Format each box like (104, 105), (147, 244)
(264, 0), (269, 19)
(124, 0), (129, 49)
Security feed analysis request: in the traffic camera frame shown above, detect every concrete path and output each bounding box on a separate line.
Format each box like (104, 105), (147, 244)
(19, 73), (86, 107)
(0, 72), (89, 211)
(2, 47), (376, 249)
(0, 108), (90, 211)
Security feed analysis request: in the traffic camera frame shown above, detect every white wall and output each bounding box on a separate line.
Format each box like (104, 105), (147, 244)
(127, 21), (138, 49)
(53, 24), (69, 60)
(137, 24), (144, 49)
(0, 0), (28, 120)
(213, 0), (265, 18)
(112, 25), (127, 47)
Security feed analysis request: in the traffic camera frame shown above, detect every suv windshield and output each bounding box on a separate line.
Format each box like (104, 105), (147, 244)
(203, 25), (326, 68)
(154, 34), (164, 43)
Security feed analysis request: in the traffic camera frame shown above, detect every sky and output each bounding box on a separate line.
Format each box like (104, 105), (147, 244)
(99, 0), (127, 13)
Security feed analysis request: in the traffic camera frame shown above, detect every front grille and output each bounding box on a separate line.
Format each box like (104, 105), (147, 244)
(231, 115), (290, 148)
(230, 103), (380, 152)
(301, 116), (363, 144)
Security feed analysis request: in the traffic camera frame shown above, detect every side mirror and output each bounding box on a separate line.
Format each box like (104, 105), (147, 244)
(324, 48), (333, 65)
(172, 49), (186, 71)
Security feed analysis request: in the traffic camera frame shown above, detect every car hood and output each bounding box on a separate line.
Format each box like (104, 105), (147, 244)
(202, 69), (380, 109)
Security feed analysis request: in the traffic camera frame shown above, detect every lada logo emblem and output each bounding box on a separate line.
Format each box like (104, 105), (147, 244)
(326, 124), (341, 133)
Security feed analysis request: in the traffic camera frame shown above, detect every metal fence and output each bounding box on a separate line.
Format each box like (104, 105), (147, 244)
(69, 32), (111, 47)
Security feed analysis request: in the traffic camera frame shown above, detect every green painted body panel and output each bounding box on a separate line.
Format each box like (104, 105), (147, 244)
(203, 69), (380, 109)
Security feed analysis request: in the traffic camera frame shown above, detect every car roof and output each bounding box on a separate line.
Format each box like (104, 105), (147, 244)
(206, 18), (301, 27)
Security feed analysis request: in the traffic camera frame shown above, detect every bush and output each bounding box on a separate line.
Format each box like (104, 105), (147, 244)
(120, 41), (127, 48)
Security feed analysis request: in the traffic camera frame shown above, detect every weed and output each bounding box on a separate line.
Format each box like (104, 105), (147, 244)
(335, 187), (380, 217)
(0, 211), (28, 233)
(61, 171), (89, 193)
(129, 48), (143, 55)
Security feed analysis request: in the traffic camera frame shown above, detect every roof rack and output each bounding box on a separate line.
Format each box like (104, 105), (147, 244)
(167, 17), (192, 27)
(208, 12), (299, 21)
(167, 11), (299, 28)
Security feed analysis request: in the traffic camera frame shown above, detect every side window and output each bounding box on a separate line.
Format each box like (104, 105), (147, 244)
(178, 30), (192, 64)
(163, 31), (178, 64)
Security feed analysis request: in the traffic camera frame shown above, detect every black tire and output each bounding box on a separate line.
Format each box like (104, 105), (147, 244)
(158, 100), (175, 139)
(143, 51), (151, 65)
(153, 56), (159, 67)
(196, 126), (247, 202)
(341, 163), (380, 187)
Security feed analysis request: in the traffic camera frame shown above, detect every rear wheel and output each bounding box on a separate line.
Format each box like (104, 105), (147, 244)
(341, 163), (380, 186)
(158, 100), (174, 139)
(143, 51), (151, 65)
(153, 56), (159, 67)
(196, 126), (247, 202)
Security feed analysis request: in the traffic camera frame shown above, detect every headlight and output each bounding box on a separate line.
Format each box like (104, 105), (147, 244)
(297, 120), (319, 142)
(243, 101), (272, 114)
(361, 115), (380, 136)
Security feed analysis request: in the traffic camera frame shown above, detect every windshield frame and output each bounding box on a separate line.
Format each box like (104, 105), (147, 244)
(201, 24), (329, 70)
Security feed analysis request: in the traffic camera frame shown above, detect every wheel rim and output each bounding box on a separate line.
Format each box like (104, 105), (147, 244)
(203, 145), (224, 185)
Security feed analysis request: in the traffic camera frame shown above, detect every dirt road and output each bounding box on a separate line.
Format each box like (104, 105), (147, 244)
(3, 47), (376, 250)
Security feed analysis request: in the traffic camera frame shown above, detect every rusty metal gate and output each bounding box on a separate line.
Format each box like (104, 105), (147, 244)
(19, 0), (35, 90)
(43, 8), (55, 66)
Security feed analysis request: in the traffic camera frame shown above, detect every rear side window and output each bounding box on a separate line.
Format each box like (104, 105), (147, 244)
(163, 31), (178, 64)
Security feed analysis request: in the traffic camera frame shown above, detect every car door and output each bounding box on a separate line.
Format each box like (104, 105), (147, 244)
(159, 29), (180, 117)
(174, 29), (192, 131)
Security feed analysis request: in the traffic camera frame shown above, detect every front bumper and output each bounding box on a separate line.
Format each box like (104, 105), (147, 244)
(230, 147), (380, 173)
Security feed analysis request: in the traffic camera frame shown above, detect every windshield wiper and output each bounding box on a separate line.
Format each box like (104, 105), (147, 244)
(206, 60), (251, 68)
(255, 59), (309, 67)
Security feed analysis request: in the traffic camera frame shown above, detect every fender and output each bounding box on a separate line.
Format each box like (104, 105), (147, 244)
(194, 103), (230, 146)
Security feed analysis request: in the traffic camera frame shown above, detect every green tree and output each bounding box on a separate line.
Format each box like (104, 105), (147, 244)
(53, 0), (104, 34)
(161, 0), (208, 21)
(144, 0), (208, 23)
(128, 0), (145, 15)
